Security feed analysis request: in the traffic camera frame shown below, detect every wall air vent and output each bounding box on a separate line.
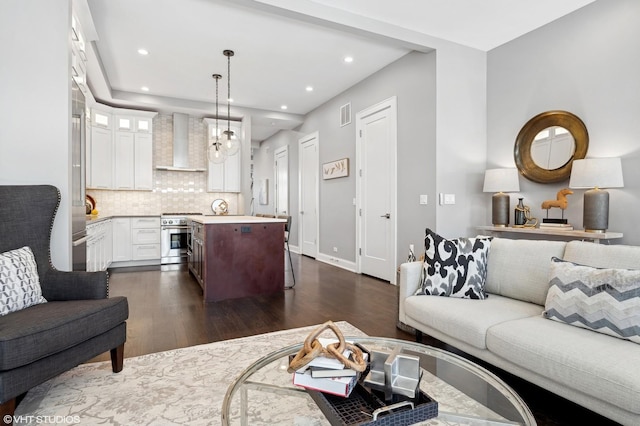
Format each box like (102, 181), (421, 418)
(340, 102), (351, 127)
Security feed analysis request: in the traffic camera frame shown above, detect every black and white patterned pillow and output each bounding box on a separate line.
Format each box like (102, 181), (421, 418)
(415, 229), (492, 299)
(0, 246), (47, 316)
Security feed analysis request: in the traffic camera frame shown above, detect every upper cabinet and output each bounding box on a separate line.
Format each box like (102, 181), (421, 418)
(71, 14), (88, 93)
(88, 105), (157, 191)
(204, 119), (242, 193)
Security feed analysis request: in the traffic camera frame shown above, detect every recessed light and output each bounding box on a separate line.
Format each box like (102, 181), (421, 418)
(141, 86), (149, 92)
(305, 86), (314, 92)
(344, 56), (354, 63)
(138, 48), (149, 55)
(280, 105), (288, 110)
(227, 98), (234, 103)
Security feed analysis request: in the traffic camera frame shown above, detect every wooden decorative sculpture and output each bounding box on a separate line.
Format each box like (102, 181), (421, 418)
(541, 188), (573, 222)
(541, 188), (573, 211)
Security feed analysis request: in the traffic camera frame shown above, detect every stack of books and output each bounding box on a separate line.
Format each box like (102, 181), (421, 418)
(539, 222), (573, 230)
(291, 338), (367, 397)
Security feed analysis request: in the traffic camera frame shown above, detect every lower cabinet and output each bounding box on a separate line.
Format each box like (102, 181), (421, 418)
(131, 217), (161, 260)
(111, 216), (161, 267)
(188, 221), (205, 288)
(87, 219), (113, 272)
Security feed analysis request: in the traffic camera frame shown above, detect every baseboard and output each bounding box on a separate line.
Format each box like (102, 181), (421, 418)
(288, 244), (300, 254)
(316, 253), (356, 273)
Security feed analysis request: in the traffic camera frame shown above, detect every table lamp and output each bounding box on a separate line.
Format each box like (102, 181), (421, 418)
(569, 158), (623, 233)
(483, 168), (520, 227)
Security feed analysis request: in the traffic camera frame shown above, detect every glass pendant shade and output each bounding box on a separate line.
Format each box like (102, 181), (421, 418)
(208, 141), (227, 164)
(221, 130), (240, 156)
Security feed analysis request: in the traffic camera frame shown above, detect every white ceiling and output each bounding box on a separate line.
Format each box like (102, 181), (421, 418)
(83, 0), (595, 142)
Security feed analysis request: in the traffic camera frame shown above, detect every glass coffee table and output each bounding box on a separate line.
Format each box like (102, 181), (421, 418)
(222, 337), (536, 425)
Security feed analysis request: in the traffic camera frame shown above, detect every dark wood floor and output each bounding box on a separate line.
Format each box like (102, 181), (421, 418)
(93, 254), (618, 426)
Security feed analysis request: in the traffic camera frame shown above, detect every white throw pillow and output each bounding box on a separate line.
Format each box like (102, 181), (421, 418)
(0, 246), (47, 316)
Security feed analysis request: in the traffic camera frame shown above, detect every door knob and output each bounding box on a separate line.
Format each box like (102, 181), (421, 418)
(380, 213), (391, 219)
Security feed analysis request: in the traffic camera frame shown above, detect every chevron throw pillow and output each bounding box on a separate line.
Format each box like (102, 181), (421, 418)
(544, 257), (640, 344)
(0, 246), (47, 316)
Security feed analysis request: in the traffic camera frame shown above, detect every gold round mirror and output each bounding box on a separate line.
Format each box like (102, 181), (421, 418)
(514, 111), (588, 183)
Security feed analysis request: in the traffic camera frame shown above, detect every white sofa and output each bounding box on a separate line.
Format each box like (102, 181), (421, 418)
(399, 237), (640, 426)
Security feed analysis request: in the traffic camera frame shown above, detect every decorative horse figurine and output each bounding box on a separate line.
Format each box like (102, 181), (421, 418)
(541, 188), (573, 221)
(541, 188), (573, 210)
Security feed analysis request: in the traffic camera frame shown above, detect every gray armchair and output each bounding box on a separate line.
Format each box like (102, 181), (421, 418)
(0, 185), (128, 422)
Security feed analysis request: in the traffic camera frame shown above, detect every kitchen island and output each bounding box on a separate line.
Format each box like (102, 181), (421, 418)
(187, 215), (286, 302)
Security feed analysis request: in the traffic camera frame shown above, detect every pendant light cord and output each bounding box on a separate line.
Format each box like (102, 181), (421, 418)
(212, 74), (221, 150)
(226, 51), (231, 139)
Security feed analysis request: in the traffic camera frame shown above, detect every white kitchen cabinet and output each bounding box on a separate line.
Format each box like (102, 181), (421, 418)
(204, 118), (242, 193)
(115, 132), (153, 190)
(115, 115), (134, 132)
(86, 219), (113, 272)
(134, 133), (153, 190)
(89, 126), (113, 189)
(89, 106), (156, 191)
(110, 217), (160, 266)
(208, 150), (241, 192)
(71, 13), (87, 93)
(91, 109), (111, 129)
(112, 218), (132, 262)
(131, 217), (160, 261)
(135, 117), (153, 133)
(115, 132), (135, 190)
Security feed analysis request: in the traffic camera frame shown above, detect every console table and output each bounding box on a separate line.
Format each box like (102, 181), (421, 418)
(477, 225), (623, 244)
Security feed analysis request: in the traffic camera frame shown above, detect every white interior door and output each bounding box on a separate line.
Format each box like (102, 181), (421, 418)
(274, 146), (289, 216)
(299, 132), (319, 258)
(356, 97), (397, 283)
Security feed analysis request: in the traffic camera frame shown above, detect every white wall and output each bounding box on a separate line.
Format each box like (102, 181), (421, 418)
(0, 0), (73, 269)
(293, 51), (438, 263)
(252, 130), (301, 219)
(434, 45), (487, 238)
(487, 0), (640, 245)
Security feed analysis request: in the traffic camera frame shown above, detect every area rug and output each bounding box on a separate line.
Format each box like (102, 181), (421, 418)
(15, 322), (365, 425)
(16, 322), (514, 425)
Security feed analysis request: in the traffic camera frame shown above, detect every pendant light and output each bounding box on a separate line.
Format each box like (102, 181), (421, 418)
(221, 49), (240, 156)
(208, 73), (227, 164)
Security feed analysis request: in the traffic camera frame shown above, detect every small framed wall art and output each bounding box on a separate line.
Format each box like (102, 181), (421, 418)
(322, 158), (349, 180)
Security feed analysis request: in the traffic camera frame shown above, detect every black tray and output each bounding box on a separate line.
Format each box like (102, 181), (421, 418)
(307, 383), (438, 426)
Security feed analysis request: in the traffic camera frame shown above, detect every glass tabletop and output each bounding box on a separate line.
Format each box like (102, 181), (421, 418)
(222, 336), (536, 425)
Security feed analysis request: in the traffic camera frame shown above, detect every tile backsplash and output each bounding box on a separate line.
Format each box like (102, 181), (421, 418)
(87, 114), (239, 216)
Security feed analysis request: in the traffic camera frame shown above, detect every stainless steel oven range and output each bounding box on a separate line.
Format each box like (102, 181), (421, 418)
(160, 213), (201, 264)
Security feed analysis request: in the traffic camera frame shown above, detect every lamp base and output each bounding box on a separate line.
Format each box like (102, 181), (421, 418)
(583, 188), (609, 233)
(492, 193), (510, 227)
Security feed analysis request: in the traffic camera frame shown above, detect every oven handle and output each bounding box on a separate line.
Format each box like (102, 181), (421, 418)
(162, 225), (189, 231)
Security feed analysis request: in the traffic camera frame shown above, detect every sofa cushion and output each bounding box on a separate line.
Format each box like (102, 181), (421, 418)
(415, 229), (492, 299)
(487, 316), (640, 415)
(544, 257), (640, 344)
(0, 296), (129, 370)
(404, 293), (542, 349)
(0, 246), (47, 316)
(484, 238), (567, 306)
(564, 240), (640, 270)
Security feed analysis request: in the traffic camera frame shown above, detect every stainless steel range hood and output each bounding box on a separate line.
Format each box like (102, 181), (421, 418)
(156, 113), (206, 172)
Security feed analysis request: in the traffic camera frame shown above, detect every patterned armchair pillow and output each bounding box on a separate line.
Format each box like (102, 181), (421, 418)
(544, 257), (640, 344)
(415, 229), (492, 299)
(0, 246), (47, 316)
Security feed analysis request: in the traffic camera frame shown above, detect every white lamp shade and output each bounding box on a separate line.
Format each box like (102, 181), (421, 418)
(483, 168), (520, 193)
(569, 158), (624, 189)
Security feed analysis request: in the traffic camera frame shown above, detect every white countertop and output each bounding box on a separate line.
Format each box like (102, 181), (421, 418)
(188, 215), (286, 224)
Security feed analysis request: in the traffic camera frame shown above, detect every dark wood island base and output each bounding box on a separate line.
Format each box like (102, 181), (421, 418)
(188, 216), (286, 302)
